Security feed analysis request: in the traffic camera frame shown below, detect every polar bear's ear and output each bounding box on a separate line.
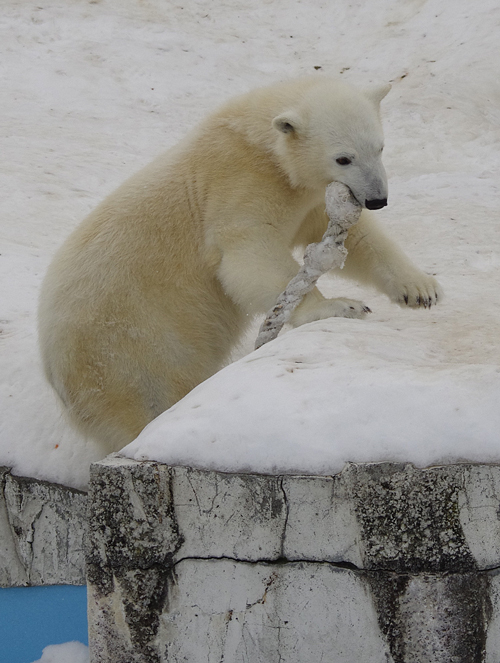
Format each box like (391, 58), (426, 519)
(365, 84), (392, 105)
(272, 111), (303, 136)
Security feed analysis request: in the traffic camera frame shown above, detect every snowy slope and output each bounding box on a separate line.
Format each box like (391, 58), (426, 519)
(1, 0), (499, 489)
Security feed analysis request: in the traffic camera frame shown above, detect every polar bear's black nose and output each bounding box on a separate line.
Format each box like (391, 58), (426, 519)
(365, 198), (387, 210)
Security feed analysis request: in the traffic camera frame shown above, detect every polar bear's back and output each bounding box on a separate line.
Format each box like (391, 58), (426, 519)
(38, 135), (249, 450)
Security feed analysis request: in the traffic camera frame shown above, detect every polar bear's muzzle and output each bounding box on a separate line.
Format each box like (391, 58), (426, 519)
(365, 198), (388, 210)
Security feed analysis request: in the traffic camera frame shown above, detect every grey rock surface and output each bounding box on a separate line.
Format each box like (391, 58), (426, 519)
(89, 560), (393, 663)
(87, 456), (500, 662)
(0, 466), (87, 586)
(0, 467), (27, 586)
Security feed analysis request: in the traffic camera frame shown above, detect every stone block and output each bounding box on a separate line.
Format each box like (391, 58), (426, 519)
(459, 465), (500, 569)
(172, 465), (286, 561)
(0, 467), (87, 586)
(157, 560), (391, 663)
(345, 462), (478, 572)
(282, 474), (363, 566)
(0, 467), (27, 586)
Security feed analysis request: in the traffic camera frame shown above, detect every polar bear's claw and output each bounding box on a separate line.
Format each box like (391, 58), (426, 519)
(396, 278), (442, 309)
(378, 266), (442, 310)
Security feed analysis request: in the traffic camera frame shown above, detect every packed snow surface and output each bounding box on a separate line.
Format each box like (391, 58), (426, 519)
(31, 642), (89, 663)
(1, 0), (500, 489)
(124, 321), (500, 475)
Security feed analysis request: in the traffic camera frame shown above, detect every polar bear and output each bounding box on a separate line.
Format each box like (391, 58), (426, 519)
(38, 76), (442, 452)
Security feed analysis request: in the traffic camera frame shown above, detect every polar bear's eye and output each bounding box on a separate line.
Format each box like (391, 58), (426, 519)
(336, 157), (352, 166)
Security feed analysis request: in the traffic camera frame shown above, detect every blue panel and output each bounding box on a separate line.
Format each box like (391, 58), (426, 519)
(0, 585), (88, 663)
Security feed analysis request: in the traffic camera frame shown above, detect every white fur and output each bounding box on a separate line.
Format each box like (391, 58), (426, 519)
(38, 75), (442, 452)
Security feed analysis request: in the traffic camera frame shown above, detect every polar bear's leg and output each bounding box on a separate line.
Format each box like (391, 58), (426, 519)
(342, 211), (443, 308)
(290, 288), (371, 327)
(217, 228), (369, 323)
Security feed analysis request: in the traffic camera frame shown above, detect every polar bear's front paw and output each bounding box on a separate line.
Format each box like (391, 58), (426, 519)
(291, 297), (371, 327)
(389, 272), (443, 309)
(326, 298), (372, 319)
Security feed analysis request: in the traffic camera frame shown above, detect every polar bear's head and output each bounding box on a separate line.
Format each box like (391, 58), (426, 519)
(272, 80), (391, 209)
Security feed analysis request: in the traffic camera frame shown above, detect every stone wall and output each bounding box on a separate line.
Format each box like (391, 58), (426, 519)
(3, 457), (500, 660)
(86, 456), (500, 663)
(0, 467), (87, 587)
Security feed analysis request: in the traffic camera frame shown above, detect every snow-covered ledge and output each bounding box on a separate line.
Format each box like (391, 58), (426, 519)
(86, 456), (500, 663)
